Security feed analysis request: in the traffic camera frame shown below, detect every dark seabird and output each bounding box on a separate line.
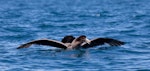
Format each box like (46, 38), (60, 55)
(17, 35), (90, 50)
(17, 35), (125, 50)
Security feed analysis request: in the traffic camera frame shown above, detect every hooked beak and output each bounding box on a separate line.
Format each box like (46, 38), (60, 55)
(85, 38), (91, 44)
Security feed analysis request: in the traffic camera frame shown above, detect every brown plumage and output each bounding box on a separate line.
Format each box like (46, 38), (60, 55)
(17, 35), (89, 49)
(17, 35), (125, 50)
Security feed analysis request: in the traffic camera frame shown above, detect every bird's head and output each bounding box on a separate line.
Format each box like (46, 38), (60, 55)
(76, 35), (91, 44)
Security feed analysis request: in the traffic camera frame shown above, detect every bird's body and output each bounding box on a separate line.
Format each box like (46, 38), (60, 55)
(17, 35), (125, 50)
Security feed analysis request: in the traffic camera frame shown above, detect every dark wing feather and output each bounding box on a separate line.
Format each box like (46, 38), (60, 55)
(61, 35), (75, 43)
(82, 38), (125, 48)
(17, 39), (68, 49)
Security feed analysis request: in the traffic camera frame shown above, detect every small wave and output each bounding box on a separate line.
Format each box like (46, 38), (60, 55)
(118, 48), (150, 54)
(136, 69), (150, 71)
(0, 9), (22, 19)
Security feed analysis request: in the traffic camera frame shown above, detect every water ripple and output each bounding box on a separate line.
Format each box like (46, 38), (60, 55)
(0, 0), (150, 71)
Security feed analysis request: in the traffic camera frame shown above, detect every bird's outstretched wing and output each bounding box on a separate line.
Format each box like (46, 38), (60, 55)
(17, 39), (68, 49)
(81, 38), (125, 48)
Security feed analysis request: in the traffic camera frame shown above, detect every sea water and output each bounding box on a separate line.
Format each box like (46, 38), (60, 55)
(0, 0), (150, 71)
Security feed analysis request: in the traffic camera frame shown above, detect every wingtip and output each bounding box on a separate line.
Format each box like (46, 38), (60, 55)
(116, 41), (125, 46)
(16, 46), (23, 49)
(16, 47), (21, 49)
(17, 43), (32, 49)
(16, 45), (24, 49)
(121, 41), (126, 45)
(109, 40), (125, 46)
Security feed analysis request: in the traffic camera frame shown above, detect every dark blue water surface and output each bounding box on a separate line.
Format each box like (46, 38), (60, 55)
(0, 0), (150, 71)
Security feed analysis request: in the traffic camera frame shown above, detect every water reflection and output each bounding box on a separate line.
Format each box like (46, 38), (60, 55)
(37, 49), (88, 58)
